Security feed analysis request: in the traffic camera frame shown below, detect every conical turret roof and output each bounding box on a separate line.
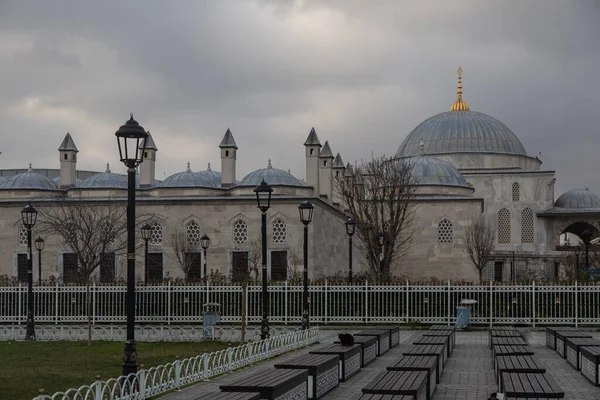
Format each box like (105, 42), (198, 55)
(333, 153), (345, 168)
(319, 141), (334, 158)
(58, 133), (79, 152)
(304, 127), (322, 146)
(219, 128), (238, 149)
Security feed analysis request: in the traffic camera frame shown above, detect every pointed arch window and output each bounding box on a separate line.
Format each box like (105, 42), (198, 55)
(437, 219), (454, 245)
(186, 220), (201, 245)
(272, 218), (287, 244)
(521, 208), (534, 243)
(498, 208), (511, 244)
(233, 219), (248, 244)
(512, 182), (520, 202)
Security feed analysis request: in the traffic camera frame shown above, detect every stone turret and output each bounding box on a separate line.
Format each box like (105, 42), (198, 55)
(304, 127), (322, 196)
(319, 141), (334, 201)
(219, 128), (238, 188)
(139, 131), (158, 187)
(332, 153), (345, 206)
(58, 132), (78, 188)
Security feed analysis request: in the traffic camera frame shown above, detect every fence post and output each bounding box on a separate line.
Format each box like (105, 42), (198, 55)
(55, 282), (59, 325)
(167, 281), (171, 326)
(92, 282), (96, 325)
(175, 356), (181, 390)
(364, 280), (368, 324)
(18, 282), (22, 325)
(447, 280), (451, 327)
(489, 281), (493, 327)
(532, 281), (536, 328)
(284, 281), (288, 325)
(244, 284), (249, 331)
(405, 280), (409, 324)
(324, 280), (328, 325)
(575, 281), (579, 328)
(139, 366), (146, 397)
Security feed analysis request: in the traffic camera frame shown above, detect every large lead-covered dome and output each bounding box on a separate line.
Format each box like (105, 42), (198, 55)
(396, 68), (527, 158)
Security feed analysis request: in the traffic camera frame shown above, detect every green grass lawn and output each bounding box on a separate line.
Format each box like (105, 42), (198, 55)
(0, 340), (235, 400)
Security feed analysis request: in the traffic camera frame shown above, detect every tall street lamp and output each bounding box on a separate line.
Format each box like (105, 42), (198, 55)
(34, 237), (45, 286)
(21, 203), (38, 341)
(115, 114), (148, 376)
(377, 231), (385, 283)
(254, 179), (272, 340)
(345, 218), (356, 283)
(200, 234), (211, 278)
(140, 223), (152, 283)
(298, 200), (314, 330)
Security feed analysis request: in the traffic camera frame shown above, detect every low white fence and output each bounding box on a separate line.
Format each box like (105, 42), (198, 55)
(2, 282), (600, 326)
(34, 327), (320, 400)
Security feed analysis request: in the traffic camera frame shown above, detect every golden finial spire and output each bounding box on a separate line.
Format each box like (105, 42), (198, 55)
(450, 66), (470, 111)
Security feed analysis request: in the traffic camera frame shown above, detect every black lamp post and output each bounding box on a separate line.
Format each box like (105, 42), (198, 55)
(298, 200), (314, 330)
(115, 114), (148, 376)
(140, 223), (152, 283)
(200, 234), (211, 279)
(34, 236), (45, 286)
(21, 203), (38, 341)
(345, 218), (356, 283)
(376, 231), (385, 283)
(254, 179), (273, 340)
(581, 229), (593, 279)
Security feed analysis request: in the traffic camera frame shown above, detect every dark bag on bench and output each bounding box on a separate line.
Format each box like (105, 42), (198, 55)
(339, 333), (355, 346)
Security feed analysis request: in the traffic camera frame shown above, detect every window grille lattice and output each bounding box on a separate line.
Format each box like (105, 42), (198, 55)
(272, 219), (287, 243)
(233, 220), (248, 244)
(498, 208), (511, 243)
(186, 221), (201, 245)
(521, 208), (534, 243)
(149, 221), (163, 245)
(102, 223), (115, 245)
(18, 225), (27, 246)
(437, 219), (454, 245)
(512, 182), (520, 202)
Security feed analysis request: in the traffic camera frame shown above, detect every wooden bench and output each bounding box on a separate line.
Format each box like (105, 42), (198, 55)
(500, 372), (564, 398)
(492, 345), (534, 366)
(555, 331), (592, 358)
(402, 345), (446, 372)
(423, 329), (455, 349)
(545, 326), (576, 350)
(581, 346), (600, 386)
(491, 336), (527, 349)
(195, 392), (261, 400)
(334, 335), (378, 367)
(274, 353), (339, 399)
(220, 369), (308, 400)
(412, 336), (451, 358)
(495, 356), (546, 391)
(565, 337), (600, 371)
(489, 330), (522, 349)
(428, 325), (455, 331)
(309, 343), (362, 382)
(354, 329), (391, 356)
(358, 394), (416, 400)
(387, 356), (438, 400)
(371, 326), (401, 348)
(362, 370), (428, 400)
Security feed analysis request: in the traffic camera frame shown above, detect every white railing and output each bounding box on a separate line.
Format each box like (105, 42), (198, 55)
(34, 327), (319, 400)
(2, 282), (600, 326)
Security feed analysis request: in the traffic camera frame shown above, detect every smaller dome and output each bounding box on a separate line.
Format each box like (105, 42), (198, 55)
(0, 165), (58, 191)
(555, 188), (600, 209)
(53, 177), (83, 187)
(405, 156), (470, 188)
(161, 162), (218, 188)
(80, 163), (127, 189)
(195, 162), (222, 187)
(239, 160), (307, 187)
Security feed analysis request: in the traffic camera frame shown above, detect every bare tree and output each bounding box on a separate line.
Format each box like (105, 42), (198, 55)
(463, 215), (496, 283)
(333, 155), (418, 280)
(37, 197), (148, 345)
(170, 228), (201, 282)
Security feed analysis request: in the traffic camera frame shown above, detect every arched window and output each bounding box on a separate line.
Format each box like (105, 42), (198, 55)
(498, 208), (511, 244)
(437, 219), (454, 245)
(272, 218), (287, 243)
(233, 219), (248, 244)
(521, 208), (534, 243)
(186, 221), (201, 245)
(18, 225), (27, 246)
(512, 182), (520, 202)
(149, 221), (163, 245)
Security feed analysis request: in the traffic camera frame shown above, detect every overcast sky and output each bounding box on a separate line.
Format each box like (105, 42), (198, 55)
(0, 0), (599, 196)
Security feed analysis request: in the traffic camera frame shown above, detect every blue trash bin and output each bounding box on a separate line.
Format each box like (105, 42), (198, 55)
(202, 303), (221, 338)
(455, 307), (471, 329)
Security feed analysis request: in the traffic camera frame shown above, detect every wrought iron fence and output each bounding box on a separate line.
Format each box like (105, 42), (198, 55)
(34, 327), (320, 400)
(2, 282), (600, 327)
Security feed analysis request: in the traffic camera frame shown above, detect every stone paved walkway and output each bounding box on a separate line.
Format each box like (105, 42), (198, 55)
(160, 328), (600, 400)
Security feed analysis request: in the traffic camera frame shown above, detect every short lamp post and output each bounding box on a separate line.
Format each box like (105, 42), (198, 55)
(21, 203), (38, 341)
(345, 218), (356, 283)
(298, 200), (314, 330)
(140, 223), (152, 283)
(376, 231), (385, 283)
(115, 114), (148, 376)
(34, 236), (45, 286)
(200, 234), (211, 279)
(254, 179), (273, 340)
